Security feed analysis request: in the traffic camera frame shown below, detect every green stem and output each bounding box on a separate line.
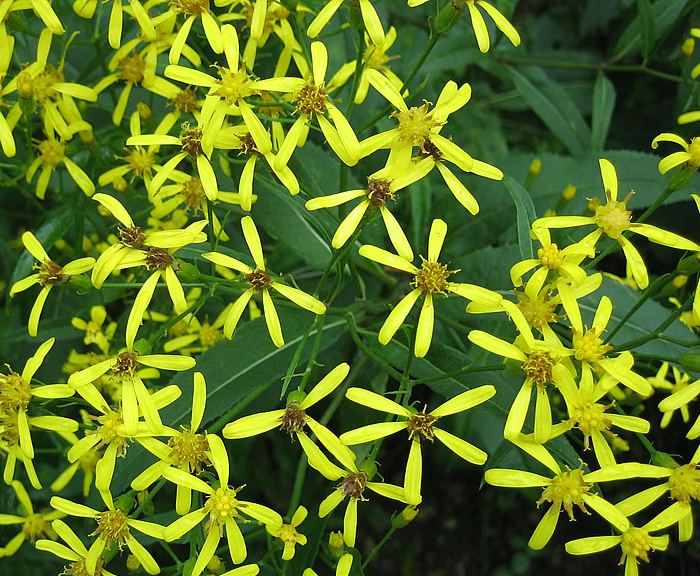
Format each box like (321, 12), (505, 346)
(615, 295), (693, 351)
(362, 525), (398, 569)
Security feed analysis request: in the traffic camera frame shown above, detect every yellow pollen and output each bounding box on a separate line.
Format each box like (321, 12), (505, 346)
(212, 65), (254, 104)
(620, 526), (654, 564)
(60, 558), (103, 576)
(170, 0), (209, 15)
(93, 509), (130, 547)
(569, 401), (613, 447)
(180, 177), (206, 210)
(0, 370), (32, 412)
(168, 429), (210, 473)
(516, 290), (558, 330)
(537, 244), (564, 269)
(23, 513), (50, 541)
(198, 322), (222, 348)
(668, 463), (700, 503)
(594, 200), (632, 239)
(412, 260), (453, 295)
(172, 88), (199, 113)
(521, 350), (556, 387)
(364, 44), (391, 70)
(407, 407), (437, 441)
(124, 148), (155, 178)
(537, 468), (592, 520)
(17, 65), (64, 102)
(572, 328), (612, 362)
(206, 486), (244, 524)
(37, 138), (66, 167)
(391, 102), (443, 146)
(295, 83), (327, 115)
(117, 53), (145, 85)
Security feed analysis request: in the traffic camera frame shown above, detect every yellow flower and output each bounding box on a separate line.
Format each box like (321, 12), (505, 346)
(615, 456), (700, 542)
(340, 384), (495, 506)
(486, 445), (649, 549)
(650, 362), (692, 429)
(203, 216), (326, 346)
(132, 373), (219, 515)
(360, 218), (503, 357)
(3, 0), (64, 33)
(658, 370), (700, 439)
(10, 232), (94, 336)
(51, 431), (99, 497)
(163, 309), (226, 355)
(305, 158), (433, 256)
(67, 349), (192, 436)
(553, 363), (650, 467)
(0, 480), (62, 557)
(651, 132), (700, 173)
(254, 40), (362, 168)
(266, 505), (308, 561)
(36, 519), (117, 576)
(161, 436), (282, 576)
(50, 492), (164, 575)
(304, 553), (354, 576)
(223, 363), (355, 469)
(307, 0), (385, 45)
(0, 337), (76, 461)
(161, 0), (224, 64)
(468, 301), (572, 443)
(533, 159), (700, 289)
(25, 133), (96, 199)
(408, 0), (520, 53)
(65, 383), (181, 493)
(565, 504), (689, 576)
(71, 306), (116, 354)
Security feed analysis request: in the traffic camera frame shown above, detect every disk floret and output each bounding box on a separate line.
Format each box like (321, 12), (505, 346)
(572, 328), (612, 362)
(246, 268), (273, 291)
(522, 350), (557, 387)
(392, 102), (442, 146)
(170, 0), (209, 14)
(212, 65), (254, 105)
(180, 124), (204, 156)
(206, 485), (245, 526)
(413, 260), (453, 295)
(537, 244), (564, 269)
(281, 402), (307, 435)
(118, 225), (147, 249)
(168, 428), (210, 473)
(620, 526), (654, 564)
(594, 198), (632, 239)
(366, 178), (394, 206)
(338, 471), (368, 500)
(296, 83), (327, 115)
(668, 463), (700, 503)
(93, 509), (130, 547)
(145, 247), (175, 271)
(117, 53), (145, 85)
(537, 468), (592, 520)
(112, 351), (140, 376)
(0, 370), (32, 412)
(407, 407), (437, 441)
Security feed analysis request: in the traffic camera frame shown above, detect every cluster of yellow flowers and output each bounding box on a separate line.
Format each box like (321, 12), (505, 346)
(1, 1), (700, 575)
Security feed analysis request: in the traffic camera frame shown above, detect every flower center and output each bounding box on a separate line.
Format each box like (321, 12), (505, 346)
(145, 247), (176, 271)
(180, 125), (204, 157)
(392, 102), (442, 146)
(37, 138), (66, 167)
(170, 0), (209, 14)
(537, 468), (592, 520)
(168, 428), (210, 473)
(280, 402), (307, 435)
(572, 328), (612, 362)
(118, 225), (146, 249)
(238, 133), (258, 156)
(180, 177), (206, 210)
(60, 558), (104, 576)
(172, 88), (199, 113)
(407, 408), (437, 441)
(206, 486), (245, 525)
(366, 178), (394, 206)
(668, 463), (700, 503)
(94, 509), (130, 547)
(688, 138), (700, 167)
(0, 371), (32, 412)
(420, 139), (443, 160)
(246, 269), (272, 291)
(594, 200), (631, 239)
(17, 65), (64, 102)
(295, 83), (327, 115)
(112, 352), (140, 376)
(537, 244), (564, 269)
(212, 65), (253, 104)
(364, 44), (390, 70)
(412, 260), (453, 295)
(570, 402), (613, 446)
(277, 523), (301, 544)
(36, 259), (68, 285)
(124, 148), (155, 178)
(0, 411), (20, 445)
(620, 526), (654, 563)
(516, 290), (558, 330)
(90, 409), (127, 455)
(199, 322), (222, 348)
(23, 513), (50, 541)
(338, 471), (368, 499)
(522, 350), (556, 387)
(117, 53), (145, 85)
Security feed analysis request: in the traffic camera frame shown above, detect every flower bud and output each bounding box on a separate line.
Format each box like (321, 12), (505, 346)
(328, 530), (345, 558)
(392, 505), (419, 528)
(682, 38), (696, 58)
(133, 338), (152, 356)
(69, 274), (92, 292)
(113, 175), (128, 193)
(137, 102), (152, 121)
(126, 554), (141, 572)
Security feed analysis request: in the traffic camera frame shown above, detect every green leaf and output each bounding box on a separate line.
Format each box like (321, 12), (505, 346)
(591, 73), (616, 152)
(508, 66), (591, 157)
(503, 175), (536, 260)
(111, 308), (346, 494)
(580, 277), (692, 358)
(9, 206), (74, 287)
(410, 178), (431, 249)
(253, 173), (336, 271)
(612, 0), (688, 61)
(637, 0), (656, 60)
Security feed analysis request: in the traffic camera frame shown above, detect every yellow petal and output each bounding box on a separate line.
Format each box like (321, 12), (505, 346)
(414, 294), (434, 358)
(434, 428), (488, 464)
(345, 387), (410, 416)
(270, 282), (326, 314)
(404, 440), (423, 505)
(431, 385), (496, 417)
(528, 504), (559, 550)
(263, 289), (284, 347)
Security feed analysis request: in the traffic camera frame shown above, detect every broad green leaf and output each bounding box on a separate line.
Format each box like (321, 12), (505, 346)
(591, 74), (616, 152)
(253, 173), (336, 271)
(503, 175), (536, 260)
(111, 308), (345, 494)
(637, 0), (656, 60)
(612, 0), (688, 60)
(508, 66), (591, 157)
